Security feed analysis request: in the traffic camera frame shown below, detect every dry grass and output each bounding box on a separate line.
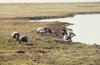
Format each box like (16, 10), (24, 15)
(0, 3), (100, 65)
(0, 20), (100, 65)
(0, 3), (100, 18)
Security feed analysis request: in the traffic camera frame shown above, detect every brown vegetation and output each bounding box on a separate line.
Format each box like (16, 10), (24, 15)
(0, 20), (99, 65)
(0, 3), (100, 19)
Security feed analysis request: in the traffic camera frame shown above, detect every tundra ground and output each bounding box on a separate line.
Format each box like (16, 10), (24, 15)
(0, 20), (100, 65)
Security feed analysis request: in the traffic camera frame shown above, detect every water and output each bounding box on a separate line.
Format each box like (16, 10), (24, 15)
(68, 14), (100, 45)
(30, 14), (100, 45)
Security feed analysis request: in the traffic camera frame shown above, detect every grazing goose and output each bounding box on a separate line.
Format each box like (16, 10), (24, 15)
(11, 32), (20, 41)
(37, 27), (52, 35)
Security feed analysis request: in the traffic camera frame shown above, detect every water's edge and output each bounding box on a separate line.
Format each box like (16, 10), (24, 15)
(0, 12), (100, 20)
